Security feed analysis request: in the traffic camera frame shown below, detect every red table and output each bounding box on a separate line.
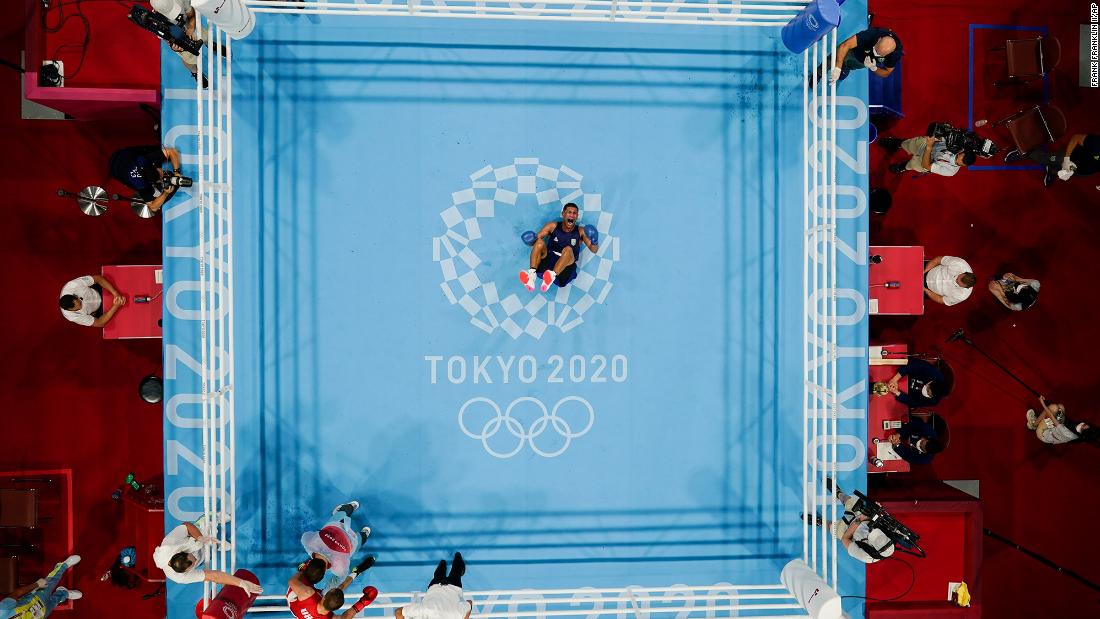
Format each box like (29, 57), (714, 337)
(868, 344), (910, 474)
(866, 482), (983, 618)
(869, 246), (924, 315)
(101, 265), (163, 340)
(121, 477), (165, 583)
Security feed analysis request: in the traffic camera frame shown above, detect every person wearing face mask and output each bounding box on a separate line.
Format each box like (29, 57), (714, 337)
(1027, 397), (1098, 446)
(825, 27), (903, 84)
(884, 417), (943, 465)
(886, 358), (948, 408)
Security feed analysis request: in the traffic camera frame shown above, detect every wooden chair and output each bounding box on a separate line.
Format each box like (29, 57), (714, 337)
(993, 105), (1067, 158)
(993, 36), (1061, 88)
(0, 489), (38, 528)
(0, 555), (18, 597)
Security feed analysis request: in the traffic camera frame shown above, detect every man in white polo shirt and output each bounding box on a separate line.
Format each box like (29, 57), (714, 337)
(923, 255), (976, 306)
(152, 515), (262, 594)
(59, 274), (125, 327)
(396, 553), (472, 619)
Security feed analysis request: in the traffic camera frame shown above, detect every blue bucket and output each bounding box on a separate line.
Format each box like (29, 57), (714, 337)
(781, 0), (842, 55)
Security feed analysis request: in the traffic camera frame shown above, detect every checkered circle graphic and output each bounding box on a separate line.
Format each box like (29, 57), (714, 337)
(434, 157), (620, 340)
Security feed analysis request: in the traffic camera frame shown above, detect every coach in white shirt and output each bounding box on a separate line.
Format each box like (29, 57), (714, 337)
(59, 275), (125, 327)
(923, 255), (976, 306)
(396, 553), (472, 619)
(152, 517), (262, 593)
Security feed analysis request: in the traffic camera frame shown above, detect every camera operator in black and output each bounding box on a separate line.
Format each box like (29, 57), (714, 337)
(108, 145), (185, 213)
(1005, 133), (1100, 188)
(802, 479), (896, 564)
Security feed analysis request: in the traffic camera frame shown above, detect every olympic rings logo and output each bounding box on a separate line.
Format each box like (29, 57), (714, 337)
(458, 396), (595, 458)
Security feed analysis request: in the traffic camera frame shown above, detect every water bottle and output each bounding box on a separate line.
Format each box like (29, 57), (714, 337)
(870, 254), (883, 264)
(870, 457), (885, 468)
(134, 295), (151, 304)
(125, 473), (142, 491)
(884, 281), (901, 289)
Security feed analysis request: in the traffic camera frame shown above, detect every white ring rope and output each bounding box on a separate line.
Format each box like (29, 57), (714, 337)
(186, 2), (845, 616)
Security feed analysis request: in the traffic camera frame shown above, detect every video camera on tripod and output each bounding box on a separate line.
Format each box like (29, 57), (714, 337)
(850, 490), (926, 558)
(127, 5), (203, 56)
(927, 121), (998, 159)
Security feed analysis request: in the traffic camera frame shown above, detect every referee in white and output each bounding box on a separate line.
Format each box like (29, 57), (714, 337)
(396, 553), (472, 619)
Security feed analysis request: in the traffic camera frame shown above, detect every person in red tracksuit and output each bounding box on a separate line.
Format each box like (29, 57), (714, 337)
(286, 555), (378, 619)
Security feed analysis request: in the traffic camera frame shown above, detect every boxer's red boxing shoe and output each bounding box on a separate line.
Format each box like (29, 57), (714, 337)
(540, 270), (557, 292)
(519, 269), (537, 292)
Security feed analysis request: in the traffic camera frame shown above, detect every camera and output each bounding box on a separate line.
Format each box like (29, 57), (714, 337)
(927, 122), (998, 159)
(157, 174), (193, 191)
(127, 5), (203, 56)
(849, 490), (925, 558)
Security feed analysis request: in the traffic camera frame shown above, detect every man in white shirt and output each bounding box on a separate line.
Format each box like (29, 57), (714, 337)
(923, 255), (976, 306)
(1027, 397), (1094, 445)
(152, 516), (263, 594)
(879, 135), (975, 176)
(396, 553), (473, 619)
(59, 275), (126, 327)
(802, 480), (895, 564)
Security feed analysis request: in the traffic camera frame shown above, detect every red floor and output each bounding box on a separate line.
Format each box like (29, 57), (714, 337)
(1, 2), (166, 616)
(2, 0), (1099, 618)
(869, 1), (1100, 618)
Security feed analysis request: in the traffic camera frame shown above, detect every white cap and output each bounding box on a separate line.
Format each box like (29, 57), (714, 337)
(150, 0), (185, 21)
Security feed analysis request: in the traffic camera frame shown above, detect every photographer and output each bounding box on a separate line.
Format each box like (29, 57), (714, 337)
(803, 479), (896, 564)
(1026, 397), (1098, 446)
(1005, 133), (1100, 188)
(989, 273), (1040, 311)
(108, 144), (186, 213)
(879, 135), (976, 176)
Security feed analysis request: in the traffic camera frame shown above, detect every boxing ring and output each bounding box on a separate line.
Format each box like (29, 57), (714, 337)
(160, 1), (870, 617)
